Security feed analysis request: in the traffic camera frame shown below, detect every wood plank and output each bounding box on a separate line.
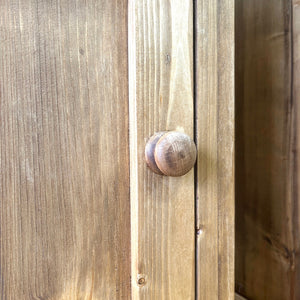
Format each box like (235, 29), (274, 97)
(128, 1), (195, 299)
(293, 1), (300, 297)
(235, 0), (297, 299)
(195, 0), (235, 299)
(0, 1), (130, 299)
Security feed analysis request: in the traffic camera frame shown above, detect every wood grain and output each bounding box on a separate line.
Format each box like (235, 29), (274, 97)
(0, 1), (130, 299)
(235, 0), (299, 299)
(145, 132), (166, 176)
(145, 131), (197, 177)
(195, 0), (235, 299)
(129, 0), (195, 299)
(293, 1), (300, 297)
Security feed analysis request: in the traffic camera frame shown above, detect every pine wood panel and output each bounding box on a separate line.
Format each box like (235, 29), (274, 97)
(0, 1), (130, 299)
(195, 1), (235, 299)
(128, 0), (195, 299)
(235, 0), (298, 299)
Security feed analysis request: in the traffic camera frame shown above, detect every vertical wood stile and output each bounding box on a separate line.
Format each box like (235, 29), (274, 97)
(293, 0), (300, 297)
(129, 0), (195, 299)
(195, 1), (235, 299)
(235, 0), (298, 299)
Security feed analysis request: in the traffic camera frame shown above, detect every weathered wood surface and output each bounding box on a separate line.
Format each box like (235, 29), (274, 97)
(0, 1), (130, 299)
(235, 0), (300, 299)
(195, 0), (235, 299)
(129, 0), (195, 299)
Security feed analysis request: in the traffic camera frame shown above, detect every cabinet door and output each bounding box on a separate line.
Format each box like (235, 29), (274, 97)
(0, 1), (130, 298)
(0, 1), (234, 299)
(128, 1), (195, 299)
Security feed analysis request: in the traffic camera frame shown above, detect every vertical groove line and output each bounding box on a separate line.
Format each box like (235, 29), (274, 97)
(193, 0), (199, 299)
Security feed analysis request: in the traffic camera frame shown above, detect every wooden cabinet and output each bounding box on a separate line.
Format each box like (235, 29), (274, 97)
(0, 1), (234, 299)
(235, 1), (300, 299)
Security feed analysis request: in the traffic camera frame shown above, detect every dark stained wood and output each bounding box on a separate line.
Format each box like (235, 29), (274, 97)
(0, 1), (130, 299)
(195, 0), (235, 299)
(293, 1), (300, 298)
(235, 0), (300, 299)
(145, 131), (197, 177)
(145, 132), (166, 176)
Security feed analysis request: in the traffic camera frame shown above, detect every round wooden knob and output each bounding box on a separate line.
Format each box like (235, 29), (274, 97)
(145, 131), (197, 177)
